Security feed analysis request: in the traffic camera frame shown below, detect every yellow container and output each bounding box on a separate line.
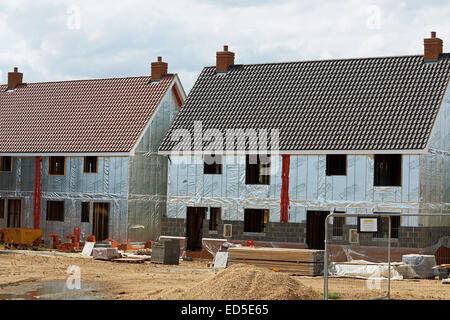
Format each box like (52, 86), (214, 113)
(4, 228), (43, 245)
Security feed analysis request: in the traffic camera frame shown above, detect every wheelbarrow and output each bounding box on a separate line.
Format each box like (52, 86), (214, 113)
(3, 228), (43, 248)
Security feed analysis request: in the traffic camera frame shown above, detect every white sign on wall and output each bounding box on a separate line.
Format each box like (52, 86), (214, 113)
(358, 217), (378, 233)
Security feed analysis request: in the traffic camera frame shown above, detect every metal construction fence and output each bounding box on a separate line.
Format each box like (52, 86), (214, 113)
(323, 212), (450, 300)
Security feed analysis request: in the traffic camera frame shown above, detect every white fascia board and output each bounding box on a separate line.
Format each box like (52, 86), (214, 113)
(0, 152), (130, 157)
(173, 74), (187, 101)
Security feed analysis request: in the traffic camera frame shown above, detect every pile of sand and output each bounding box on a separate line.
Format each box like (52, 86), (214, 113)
(162, 264), (321, 300)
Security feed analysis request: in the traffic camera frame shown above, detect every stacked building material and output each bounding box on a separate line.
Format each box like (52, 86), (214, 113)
(228, 247), (324, 276)
(92, 248), (121, 260)
(151, 239), (180, 265)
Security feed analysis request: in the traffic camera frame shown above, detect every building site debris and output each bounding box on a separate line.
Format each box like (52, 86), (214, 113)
(402, 254), (437, 279)
(329, 257), (441, 280)
(433, 264), (450, 280)
(73, 228), (80, 249)
(104, 238), (118, 248)
(136, 248), (152, 256)
(57, 242), (78, 253)
(92, 248), (121, 260)
(117, 243), (132, 251)
(329, 260), (405, 280)
(48, 235), (60, 249)
(127, 242), (146, 249)
(81, 241), (95, 257)
(151, 239), (180, 265)
(66, 234), (79, 249)
(228, 247), (324, 276)
(111, 257), (146, 263)
(94, 241), (112, 248)
(3, 228), (43, 249)
(213, 252), (229, 268)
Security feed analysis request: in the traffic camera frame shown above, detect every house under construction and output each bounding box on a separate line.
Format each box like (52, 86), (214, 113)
(0, 57), (185, 246)
(158, 33), (450, 256)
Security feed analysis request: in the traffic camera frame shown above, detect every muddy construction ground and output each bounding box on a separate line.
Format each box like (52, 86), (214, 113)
(0, 250), (449, 300)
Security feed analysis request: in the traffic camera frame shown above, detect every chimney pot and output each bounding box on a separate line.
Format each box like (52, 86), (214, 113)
(216, 45), (235, 72)
(151, 57), (168, 81)
(8, 67), (23, 89)
(424, 31), (443, 61)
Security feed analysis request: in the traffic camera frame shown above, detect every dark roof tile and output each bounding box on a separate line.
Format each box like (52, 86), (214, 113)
(160, 54), (450, 152)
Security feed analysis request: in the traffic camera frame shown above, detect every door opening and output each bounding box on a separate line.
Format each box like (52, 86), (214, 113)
(306, 210), (329, 250)
(186, 207), (206, 251)
(93, 202), (109, 241)
(7, 199), (22, 228)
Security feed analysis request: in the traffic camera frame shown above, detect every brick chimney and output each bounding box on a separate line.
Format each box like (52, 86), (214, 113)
(424, 31), (443, 61)
(216, 45), (235, 72)
(151, 56), (168, 81)
(8, 67), (23, 89)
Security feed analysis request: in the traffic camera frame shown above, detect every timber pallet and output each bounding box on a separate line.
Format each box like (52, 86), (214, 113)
(229, 247), (325, 276)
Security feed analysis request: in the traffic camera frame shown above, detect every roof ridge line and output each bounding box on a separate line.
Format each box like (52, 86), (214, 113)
(204, 53), (450, 68)
(0, 74), (175, 86)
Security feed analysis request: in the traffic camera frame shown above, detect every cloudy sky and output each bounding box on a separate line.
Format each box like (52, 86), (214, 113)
(0, 0), (449, 93)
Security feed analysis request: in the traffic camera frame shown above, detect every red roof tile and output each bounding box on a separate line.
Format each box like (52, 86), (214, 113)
(0, 75), (174, 153)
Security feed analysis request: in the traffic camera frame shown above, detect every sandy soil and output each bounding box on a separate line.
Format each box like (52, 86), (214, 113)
(0, 250), (449, 300)
(162, 264), (321, 300)
(0, 250), (215, 300)
(298, 276), (450, 300)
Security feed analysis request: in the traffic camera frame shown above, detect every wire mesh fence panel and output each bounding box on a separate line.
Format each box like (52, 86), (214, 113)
(324, 213), (450, 300)
(388, 214), (450, 300)
(325, 214), (390, 300)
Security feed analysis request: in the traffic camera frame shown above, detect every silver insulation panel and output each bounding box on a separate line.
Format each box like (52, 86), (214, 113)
(0, 156), (129, 246)
(127, 85), (179, 242)
(167, 83), (450, 229)
(0, 81), (180, 244)
(167, 154), (432, 227)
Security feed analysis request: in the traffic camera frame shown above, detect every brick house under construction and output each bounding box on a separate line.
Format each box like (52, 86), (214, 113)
(0, 57), (186, 247)
(158, 33), (450, 257)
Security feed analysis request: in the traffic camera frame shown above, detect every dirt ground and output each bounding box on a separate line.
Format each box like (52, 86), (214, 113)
(0, 250), (449, 300)
(299, 276), (450, 300)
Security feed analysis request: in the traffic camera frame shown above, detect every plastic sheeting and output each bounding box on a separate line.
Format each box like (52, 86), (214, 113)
(127, 87), (178, 242)
(329, 260), (405, 280)
(167, 153), (448, 227)
(0, 81), (181, 245)
(166, 83), (450, 224)
(401, 254), (437, 279)
(0, 156), (129, 246)
(425, 83), (450, 215)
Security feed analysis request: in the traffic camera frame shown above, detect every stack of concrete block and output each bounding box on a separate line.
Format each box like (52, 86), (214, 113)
(151, 239), (180, 265)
